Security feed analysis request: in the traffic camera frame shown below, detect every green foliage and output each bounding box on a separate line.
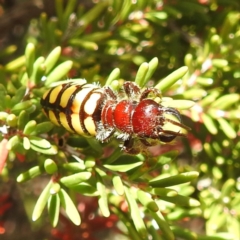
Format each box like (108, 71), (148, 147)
(0, 0), (239, 239)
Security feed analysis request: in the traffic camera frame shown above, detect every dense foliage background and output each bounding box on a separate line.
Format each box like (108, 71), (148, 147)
(0, 0), (239, 239)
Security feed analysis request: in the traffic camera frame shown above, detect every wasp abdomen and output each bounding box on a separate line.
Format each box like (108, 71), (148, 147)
(41, 82), (105, 137)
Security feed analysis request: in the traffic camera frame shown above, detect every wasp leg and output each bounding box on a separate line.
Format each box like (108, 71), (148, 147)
(122, 136), (141, 154)
(123, 81), (141, 99)
(140, 87), (162, 101)
(140, 138), (156, 146)
(104, 86), (117, 100)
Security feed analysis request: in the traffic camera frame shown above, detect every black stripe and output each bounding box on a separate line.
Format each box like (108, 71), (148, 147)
(64, 83), (90, 134)
(40, 87), (56, 120)
(53, 83), (72, 125)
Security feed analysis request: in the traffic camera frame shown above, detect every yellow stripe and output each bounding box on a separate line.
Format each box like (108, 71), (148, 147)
(84, 116), (96, 136)
(49, 85), (63, 104)
(60, 85), (77, 108)
(42, 89), (51, 100)
(59, 112), (74, 133)
(48, 111), (60, 126)
(71, 114), (87, 135)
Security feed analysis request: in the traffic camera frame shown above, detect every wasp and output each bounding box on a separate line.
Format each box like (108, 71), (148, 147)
(41, 80), (189, 154)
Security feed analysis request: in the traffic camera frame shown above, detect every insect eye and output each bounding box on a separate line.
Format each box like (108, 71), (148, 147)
(159, 135), (177, 142)
(162, 108), (182, 131)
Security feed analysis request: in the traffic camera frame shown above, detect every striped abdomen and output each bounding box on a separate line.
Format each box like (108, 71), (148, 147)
(40, 82), (105, 137)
